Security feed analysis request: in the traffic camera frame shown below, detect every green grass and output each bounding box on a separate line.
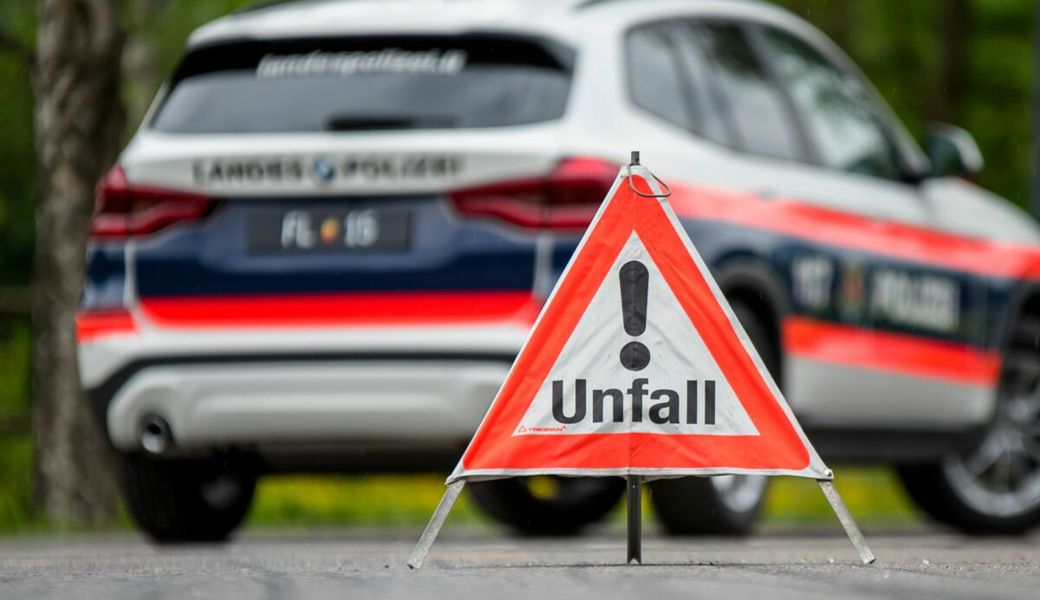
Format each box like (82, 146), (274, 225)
(247, 474), (487, 529)
(0, 320), (41, 534)
(245, 467), (921, 531)
(0, 407), (921, 535)
(0, 459), (920, 535)
(764, 468), (919, 526)
(0, 436), (47, 534)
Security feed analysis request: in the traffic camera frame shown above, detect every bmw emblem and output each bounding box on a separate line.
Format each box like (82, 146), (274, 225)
(312, 157), (336, 185)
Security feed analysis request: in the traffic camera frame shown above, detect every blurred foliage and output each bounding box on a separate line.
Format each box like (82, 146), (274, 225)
(0, 2), (36, 286)
(0, 0), (1032, 531)
(243, 467), (917, 532)
(0, 0), (258, 287)
(248, 475), (489, 529)
(776, 0), (1035, 205)
(0, 436), (44, 533)
(765, 466), (919, 526)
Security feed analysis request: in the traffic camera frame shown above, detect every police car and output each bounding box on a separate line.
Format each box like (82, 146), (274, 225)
(80, 0), (1040, 541)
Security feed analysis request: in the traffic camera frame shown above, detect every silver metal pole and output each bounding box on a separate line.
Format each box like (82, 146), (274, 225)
(627, 475), (642, 564)
(408, 480), (466, 569)
(819, 479), (876, 565)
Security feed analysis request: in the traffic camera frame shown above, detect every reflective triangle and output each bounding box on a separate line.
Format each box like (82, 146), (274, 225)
(450, 166), (830, 482)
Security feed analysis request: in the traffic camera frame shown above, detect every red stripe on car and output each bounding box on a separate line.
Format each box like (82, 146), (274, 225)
(669, 183), (1040, 280)
(138, 291), (541, 328)
(784, 316), (1001, 386)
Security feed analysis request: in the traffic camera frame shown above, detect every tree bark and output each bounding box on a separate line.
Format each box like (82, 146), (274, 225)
(32, 0), (125, 525)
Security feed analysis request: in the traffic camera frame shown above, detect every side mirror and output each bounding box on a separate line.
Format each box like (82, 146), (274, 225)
(924, 123), (983, 179)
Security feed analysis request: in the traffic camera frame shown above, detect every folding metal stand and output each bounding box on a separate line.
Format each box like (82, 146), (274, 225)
(408, 475), (875, 569)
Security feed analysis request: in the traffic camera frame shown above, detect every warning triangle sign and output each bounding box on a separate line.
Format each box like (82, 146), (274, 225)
(449, 165), (830, 482)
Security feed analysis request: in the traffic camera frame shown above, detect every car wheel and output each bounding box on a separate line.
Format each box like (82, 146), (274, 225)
(899, 316), (1040, 534)
(121, 454), (257, 543)
(650, 474), (768, 535)
(650, 299), (774, 535)
(468, 476), (625, 535)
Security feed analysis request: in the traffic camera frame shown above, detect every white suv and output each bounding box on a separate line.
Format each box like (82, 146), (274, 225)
(80, 0), (1040, 541)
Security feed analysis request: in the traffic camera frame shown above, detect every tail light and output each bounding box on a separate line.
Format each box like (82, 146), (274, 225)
(91, 165), (214, 239)
(449, 157), (620, 230)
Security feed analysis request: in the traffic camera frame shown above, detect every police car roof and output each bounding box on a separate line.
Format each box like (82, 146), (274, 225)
(187, 0), (788, 48)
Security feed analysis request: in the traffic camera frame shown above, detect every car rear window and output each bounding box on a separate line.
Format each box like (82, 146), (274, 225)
(151, 34), (575, 133)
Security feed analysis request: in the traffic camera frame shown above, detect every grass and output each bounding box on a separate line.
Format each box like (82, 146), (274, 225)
(247, 474), (487, 529)
(764, 467), (919, 526)
(0, 440), (920, 535)
(245, 467), (921, 531)
(0, 436), (45, 534)
(0, 450), (921, 535)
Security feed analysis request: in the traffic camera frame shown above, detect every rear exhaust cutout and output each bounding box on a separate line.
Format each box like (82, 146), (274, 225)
(140, 415), (173, 455)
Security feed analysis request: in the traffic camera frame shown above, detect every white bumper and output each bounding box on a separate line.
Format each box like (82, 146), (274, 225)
(80, 322), (527, 452)
(106, 359), (509, 452)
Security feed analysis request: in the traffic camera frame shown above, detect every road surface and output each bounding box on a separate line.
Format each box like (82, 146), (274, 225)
(2, 526), (1039, 599)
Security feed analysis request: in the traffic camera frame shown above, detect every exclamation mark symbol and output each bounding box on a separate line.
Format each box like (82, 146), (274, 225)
(619, 261), (650, 371)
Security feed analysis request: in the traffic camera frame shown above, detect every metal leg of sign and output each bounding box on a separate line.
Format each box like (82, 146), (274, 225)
(408, 480), (465, 570)
(818, 479), (876, 565)
(627, 475), (642, 564)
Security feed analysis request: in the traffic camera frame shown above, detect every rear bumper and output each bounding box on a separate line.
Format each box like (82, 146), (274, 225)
(79, 319), (529, 453)
(96, 356), (511, 453)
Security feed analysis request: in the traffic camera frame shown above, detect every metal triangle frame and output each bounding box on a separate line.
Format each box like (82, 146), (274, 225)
(408, 153), (875, 569)
(407, 475), (875, 569)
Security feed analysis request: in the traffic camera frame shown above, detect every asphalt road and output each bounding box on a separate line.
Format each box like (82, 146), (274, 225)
(2, 526), (1039, 600)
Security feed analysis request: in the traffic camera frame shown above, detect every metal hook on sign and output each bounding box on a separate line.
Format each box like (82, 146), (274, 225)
(627, 168), (672, 199)
(626, 150), (672, 198)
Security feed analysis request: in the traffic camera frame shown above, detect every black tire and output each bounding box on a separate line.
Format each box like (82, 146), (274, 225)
(897, 316), (1040, 535)
(121, 455), (257, 543)
(469, 476), (625, 535)
(650, 300), (773, 536)
(650, 475), (768, 535)
(897, 464), (1040, 535)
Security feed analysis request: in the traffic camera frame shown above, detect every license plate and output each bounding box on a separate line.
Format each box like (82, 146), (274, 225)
(247, 207), (410, 254)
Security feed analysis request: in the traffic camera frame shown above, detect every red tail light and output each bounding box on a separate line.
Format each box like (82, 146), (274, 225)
(91, 166), (214, 239)
(449, 157), (621, 230)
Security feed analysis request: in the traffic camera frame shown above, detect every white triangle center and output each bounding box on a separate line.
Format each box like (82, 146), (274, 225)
(516, 233), (759, 436)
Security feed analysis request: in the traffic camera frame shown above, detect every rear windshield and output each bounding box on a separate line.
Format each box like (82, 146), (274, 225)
(151, 34), (574, 133)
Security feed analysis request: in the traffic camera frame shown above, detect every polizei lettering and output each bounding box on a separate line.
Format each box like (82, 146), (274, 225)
(870, 268), (960, 333)
(551, 378), (716, 426)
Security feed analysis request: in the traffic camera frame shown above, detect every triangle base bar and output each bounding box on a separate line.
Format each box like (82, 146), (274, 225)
(819, 479), (876, 565)
(407, 480), (465, 569)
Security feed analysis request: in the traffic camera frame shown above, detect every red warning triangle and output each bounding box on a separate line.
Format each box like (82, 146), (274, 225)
(450, 166), (829, 482)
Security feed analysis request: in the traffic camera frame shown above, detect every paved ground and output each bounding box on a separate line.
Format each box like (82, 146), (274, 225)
(1, 526), (1039, 599)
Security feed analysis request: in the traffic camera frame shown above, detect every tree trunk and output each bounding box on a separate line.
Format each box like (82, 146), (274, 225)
(32, 0), (125, 525)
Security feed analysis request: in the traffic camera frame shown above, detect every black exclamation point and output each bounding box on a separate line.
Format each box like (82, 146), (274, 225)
(619, 261), (650, 371)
